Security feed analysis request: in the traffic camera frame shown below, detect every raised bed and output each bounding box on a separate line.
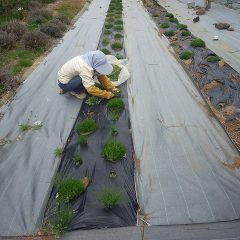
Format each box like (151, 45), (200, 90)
(143, 0), (240, 151)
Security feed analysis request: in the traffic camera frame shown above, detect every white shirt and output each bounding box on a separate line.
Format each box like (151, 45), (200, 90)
(57, 56), (95, 88)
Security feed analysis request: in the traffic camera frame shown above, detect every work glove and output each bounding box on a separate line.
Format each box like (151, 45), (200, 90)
(111, 87), (121, 97)
(86, 85), (115, 99)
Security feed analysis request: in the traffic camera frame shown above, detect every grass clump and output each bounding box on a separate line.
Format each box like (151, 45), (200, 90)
(177, 24), (188, 30)
(113, 25), (123, 31)
(181, 31), (191, 37)
(160, 23), (170, 28)
(110, 124), (118, 136)
(77, 119), (97, 135)
(78, 135), (88, 145)
(96, 186), (125, 209)
(54, 147), (64, 158)
(57, 178), (85, 202)
(111, 42), (123, 50)
(18, 59), (33, 67)
(40, 22), (63, 38)
(100, 48), (111, 55)
(169, 18), (178, 23)
(19, 123), (31, 131)
(105, 23), (113, 29)
(165, 12), (174, 18)
(190, 38), (205, 47)
(104, 29), (112, 35)
(164, 30), (176, 37)
(103, 140), (126, 161)
(207, 55), (221, 62)
(86, 96), (100, 106)
(107, 98), (125, 120)
(115, 20), (123, 24)
(114, 33), (123, 39)
(108, 64), (122, 81)
(102, 38), (110, 45)
(73, 153), (82, 167)
(180, 51), (193, 60)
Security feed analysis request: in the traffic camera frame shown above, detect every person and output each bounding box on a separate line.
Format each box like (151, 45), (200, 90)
(57, 50), (120, 99)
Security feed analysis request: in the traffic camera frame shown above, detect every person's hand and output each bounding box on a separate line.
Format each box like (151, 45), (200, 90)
(106, 92), (115, 99)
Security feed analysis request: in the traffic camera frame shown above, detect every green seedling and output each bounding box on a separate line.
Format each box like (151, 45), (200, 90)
(100, 48), (111, 55)
(102, 38), (110, 45)
(78, 135), (88, 145)
(177, 24), (188, 30)
(105, 23), (113, 29)
(180, 51), (193, 60)
(77, 119), (97, 135)
(114, 33), (123, 39)
(96, 186), (125, 209)
(115, 20), (123, 24)
(160, 23), (170, 28)
(103, 140), (126, 162)
(110, 124), (118, 136)
(111, 42), (123, 50)
(108, 64), (122, 81)
(114, 25), (123, 31)
(116, 54), (124, 59)
(54, 147), (64, 158)
(19, 123), (31, 131)
(104, 29), (112, 35)
(73, 153), (82, 167)
(181, 31), (191, 36)
(109, 171), (117, 178)
(190, 38), (205, 47)
(86, 96), (100, 106)
(207, 55), (221, 62)
(164, 30), (176, 37)
(169, 17), (178, 23)
(165, 12), (174, 18)
(57, 178), (85, 202)
(107, 98), (125, 121)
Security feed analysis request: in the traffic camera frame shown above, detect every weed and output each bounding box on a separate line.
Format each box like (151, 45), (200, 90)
(190, 38), (205, 47)
(57, 178), (85, 202)
(108, 64), (122, 81)
(78, 135), (88, 145)
(114, 33), (123, 39)
(164, 30), (175, 37)
(86, 96), (100, 106)
(0, 31), (16, 50)
(77, 119), (97, 135)
(54, 147), (64, 158)
(73, 153), (82, 167)
(24, 31), (50, 50)
(111, 42), (123, 50)
(19, 123), (31, 131)
(207, 55), (221, 62)
(160, 23), (170, 28)
(18, 59), (32, 67)
(109, 171), (117, 178)
(32, 123), (43, 130)
(1, 20), (25, 40)
(107, 98), (125, 121)
(181, 31), (191, 36)
(113, 25), (123, 31)
(165, 12), (174, 18)
(50, 19), (67, 32)
(180, 51), (193, 60)
(26, 23), (38, 31)
(100, 48), (111, 55)
(103, 140), (126, 161)
(40, 22), (63, 38)
(102, 38), (110, 45)
(116, 54), (123, 59)
(110, 124), (118, 136)
(169, 18), (179, 23)
(96, 186), (124, 208)
(177, 24), (188, 30)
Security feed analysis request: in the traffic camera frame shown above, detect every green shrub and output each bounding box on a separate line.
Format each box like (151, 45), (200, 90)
(169, 18), (178, 23)
(160, 23), (170, 28)
(115, 54), (123, 59)
(73, 153), (82, 167)
(207, 55), (221, 62)
(54, 147), (64, 157)
(103, 140), (126, 161)
(96, 186), (125, 208)
(190, 38), (205, 47)
(177, 24), (187, 30)
(77, 119), (97, 135)
(181, 31), (191, 36)
(179, 51), (193, 60)
(0, 31), (16, 49)
(164, 30), (175, 37)
(100, 48), (111, 55)
(102, 38), (110, 45)
(114, 33), (123, 39)
(23, 31), (50, 50)
(40, 22), (63, 38)
(111, 42), (123, 50)
(165, 12), (174, 18)
(108, 65), (122, 81)
(115, 20), (123, 24)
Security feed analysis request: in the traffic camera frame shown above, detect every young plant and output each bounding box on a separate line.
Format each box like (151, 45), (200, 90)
(104, 29), (112, 35)
(96, 186), (125, 209)
(177, 24), (188, 30)
(165, 12), (174, 18)
(180, 51), (193, 60)
(102, 38), (110, 45)
(160, 23), (170, 28)
(114, 33), (123, 39)
(73, 153), (82, 167)
(77, 119), (97, 135)
(57, 178), (85, 202)
(78, 135), (88, 145)
(110, 124), (118, 136)
(86, 96), (100, 106)
(111, 42), (123, 51)
(54, 147), (64, 158)
(107, 98), (125, 121)
(19, 123), (31, 131)
(108, 64), (122, 81)
(190, 38), (205, 47)
(105, 23), (113, 29)
(114, 25), (123, 31)
(103, 140), (126, 162)
(100, 48), (111, 55)
(109, 170), (117, 178)
(164, 30), (176, 37)
(116, 54), (124, 59)
(169, 18), (179, 23)
(181, 31), (191, 37)
(115, 20), (123, 24)
(207, 55), (221, 62)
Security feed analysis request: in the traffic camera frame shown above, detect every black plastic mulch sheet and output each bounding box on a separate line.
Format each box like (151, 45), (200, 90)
(45, 85), (138, 230)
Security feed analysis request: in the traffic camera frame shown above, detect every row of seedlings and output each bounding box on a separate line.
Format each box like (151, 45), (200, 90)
(142, 0), (240, 151)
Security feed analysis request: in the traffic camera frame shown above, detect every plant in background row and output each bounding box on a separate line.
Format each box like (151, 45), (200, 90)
(164, 30), (176, 37)
(96, 186), (125, 209)
(111, 42), (123, 51)
(108, 65), (122, 81)
(177, 24), (188, 30)
(100, 48), (111, 55)
(105, 23), (113, 29)
(77, 119), (97, 135)
(169, 17), (179, 23)
(190, 38), (205, 47)
(104, 29), (112, 35)
(207, 55), (221, 62)
(180, 51), (193, 60)
(181, 31), (191, 37)
(160, 23), (170, 28)
(165, 12), (174, 18)
(102, 38), (110, 45)
(114, 25), (123, 31)
(107, 98), (125, 121)
(103, 140), (126, 162)
(54, 147), (64, 158)
(86, 96), (100, 106)
(73, 153), (82, 167)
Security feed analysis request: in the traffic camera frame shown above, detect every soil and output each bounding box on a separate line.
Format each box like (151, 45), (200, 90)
(223, 157), (240, 170)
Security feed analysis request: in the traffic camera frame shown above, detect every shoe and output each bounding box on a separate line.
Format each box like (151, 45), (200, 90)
(58, 88), (64, 94)
(70, 91), (86, 99)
